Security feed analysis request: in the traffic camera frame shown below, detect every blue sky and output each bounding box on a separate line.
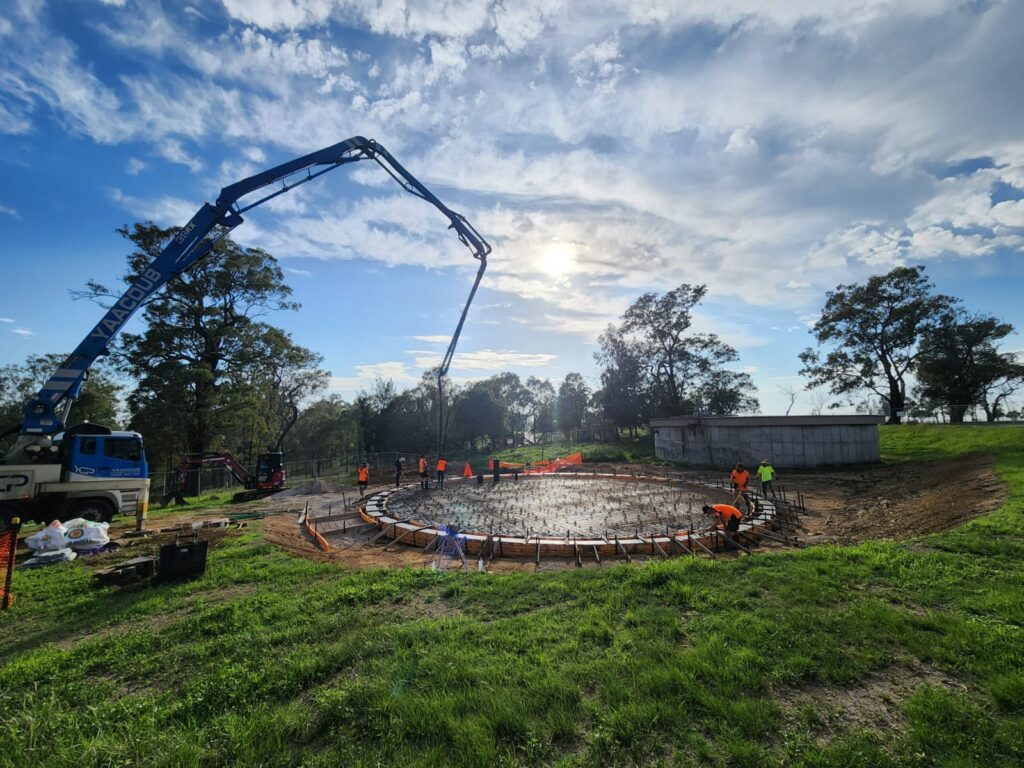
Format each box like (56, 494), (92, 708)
(1, 0), (1023, 415)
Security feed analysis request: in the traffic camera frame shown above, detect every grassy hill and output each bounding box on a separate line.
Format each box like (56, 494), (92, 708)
(1, 426), (1022, 767)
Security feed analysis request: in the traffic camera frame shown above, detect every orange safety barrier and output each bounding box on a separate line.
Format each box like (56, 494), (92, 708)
(487, 459), (524, 470)
(1, 522), (19, 610)
(304, 515), (333, 552)
(463, 462), (473, 477)
(523, 452), (583, 475)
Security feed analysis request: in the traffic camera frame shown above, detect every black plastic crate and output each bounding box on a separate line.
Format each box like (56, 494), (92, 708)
(158, 539), (208, 583)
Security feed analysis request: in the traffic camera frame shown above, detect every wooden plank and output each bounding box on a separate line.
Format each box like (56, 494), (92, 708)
(384, 524), (432, 551)
(614, 537), (632, 563)
(638, 536), (668, 558)
(366, 519), (410, 546)
(573, 541), (582, 568)
(688, 535), (716, 557)
(670, 536), (692, 556)
(715, 529), (751, 554)
(592, 545), (601, 565)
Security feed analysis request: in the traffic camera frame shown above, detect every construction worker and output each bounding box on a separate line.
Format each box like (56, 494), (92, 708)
(702, 503), (742, 533)
(756, 459), (777, 496)
(436, 455), (448, 490)
(357, 463), (369, 495)
(394, 456), (404, 487)
(729, 463), (752, 511)
(418, 454), (429, 490)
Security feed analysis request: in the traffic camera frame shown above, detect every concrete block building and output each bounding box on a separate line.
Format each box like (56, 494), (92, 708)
(650, 415), (884, 468)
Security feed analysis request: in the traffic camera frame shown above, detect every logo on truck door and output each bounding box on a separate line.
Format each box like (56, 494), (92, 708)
(0, 474), (30, 493)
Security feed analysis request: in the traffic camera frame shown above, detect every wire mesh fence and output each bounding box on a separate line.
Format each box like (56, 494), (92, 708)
(146, 429), (623, 501)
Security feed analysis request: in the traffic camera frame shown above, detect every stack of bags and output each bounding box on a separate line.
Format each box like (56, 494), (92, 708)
(19, 518), (111, 569)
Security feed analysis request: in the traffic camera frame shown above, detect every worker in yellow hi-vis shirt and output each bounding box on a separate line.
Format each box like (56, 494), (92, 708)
(756, 459), (777, 497)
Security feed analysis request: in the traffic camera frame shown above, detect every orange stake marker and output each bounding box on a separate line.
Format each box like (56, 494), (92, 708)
(463, 462), (473, 477)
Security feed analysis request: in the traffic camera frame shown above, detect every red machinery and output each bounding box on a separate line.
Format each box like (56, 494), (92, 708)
(162, 451), (285, 506)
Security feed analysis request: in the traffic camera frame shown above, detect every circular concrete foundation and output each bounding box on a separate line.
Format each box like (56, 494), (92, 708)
(360, 472), (779, 560)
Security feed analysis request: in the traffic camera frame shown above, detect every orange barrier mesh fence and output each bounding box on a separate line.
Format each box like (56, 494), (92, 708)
(487, 452), (584, 476)
(1, 525), (17, 609)
(525, 452), (583, 475)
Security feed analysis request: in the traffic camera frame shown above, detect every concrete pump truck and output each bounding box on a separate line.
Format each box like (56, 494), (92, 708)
(0, 137), (489, 530)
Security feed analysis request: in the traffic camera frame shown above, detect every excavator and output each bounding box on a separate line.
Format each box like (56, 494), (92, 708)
(0, 137), (490, 526)
(161, 451), (286, 507)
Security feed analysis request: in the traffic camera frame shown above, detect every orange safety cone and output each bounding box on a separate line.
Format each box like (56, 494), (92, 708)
(463, 462), (473, 478)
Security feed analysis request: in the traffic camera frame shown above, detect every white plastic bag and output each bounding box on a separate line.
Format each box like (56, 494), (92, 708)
(64, 519), (110, 551)
(24, 520), (68, 552)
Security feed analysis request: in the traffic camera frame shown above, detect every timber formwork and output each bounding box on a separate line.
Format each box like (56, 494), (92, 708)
(356, 472), (796, 560)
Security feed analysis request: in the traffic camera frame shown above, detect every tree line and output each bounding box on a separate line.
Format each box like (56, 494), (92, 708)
(800, 266), (1023, 424)
(2, 226), (1020, 474)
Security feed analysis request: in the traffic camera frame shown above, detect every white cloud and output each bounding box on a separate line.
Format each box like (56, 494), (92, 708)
(107, 188), (197, 226)
(412, 335), (452, 343)
(0, 203), (20, 219)
(11, 327), (33, 336)
(569, 36), (623, 93)
(125, 157), (147, 175)
(724, 127), (758, 157)
(156, 138), (203, 173)
(991, 199), (1024, 228)
(329, 361), (419, 394)
(0, 317), (14, 323)
(284, 266), (313, 276)
(412, 349), (558, 371)
(242, 146), (267, 163)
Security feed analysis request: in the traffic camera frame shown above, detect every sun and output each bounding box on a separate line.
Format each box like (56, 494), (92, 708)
(537, 242), (577, 278)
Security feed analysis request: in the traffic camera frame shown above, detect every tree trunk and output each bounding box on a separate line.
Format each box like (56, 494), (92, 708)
(886, 384), (904, 424)
(949, 402), (968, 423)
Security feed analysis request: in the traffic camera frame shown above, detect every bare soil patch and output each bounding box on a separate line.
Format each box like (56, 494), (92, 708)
(783, 453), (1005, 544)
(775, 661), (968, 737)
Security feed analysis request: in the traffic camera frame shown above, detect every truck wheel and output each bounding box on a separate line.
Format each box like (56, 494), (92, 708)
(71, 501), (113, 523)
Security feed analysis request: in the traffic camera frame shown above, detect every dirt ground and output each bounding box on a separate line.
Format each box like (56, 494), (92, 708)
(782, 452), (1006, 545)
(115, 454), (1006, 570)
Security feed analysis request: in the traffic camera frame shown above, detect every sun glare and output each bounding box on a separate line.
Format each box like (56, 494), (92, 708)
(538, 242), (576, 277)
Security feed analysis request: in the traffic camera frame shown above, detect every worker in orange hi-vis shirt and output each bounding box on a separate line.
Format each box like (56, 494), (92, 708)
(418, 454), (429, 490)
(357, 463), (369, 495)
(701, 503), (742, 533)
(436, 456), (448, 490)
(729, 463), (752, 512)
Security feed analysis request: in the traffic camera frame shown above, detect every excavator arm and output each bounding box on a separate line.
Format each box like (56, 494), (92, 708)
(12, 137), (489, 462)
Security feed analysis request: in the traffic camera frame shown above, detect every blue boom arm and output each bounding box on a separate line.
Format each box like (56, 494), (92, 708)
(21, 136), (490, 438)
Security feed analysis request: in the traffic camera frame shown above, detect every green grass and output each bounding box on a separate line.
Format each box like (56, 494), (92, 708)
(1, 426), (1023, 766)
(494, 435), (658, 465)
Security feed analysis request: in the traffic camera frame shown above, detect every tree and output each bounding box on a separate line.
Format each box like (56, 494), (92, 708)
(0, 354), (122, 454)
(778, 384), (799, 417)
(525, 376), (556, 435)
(597, 283), (758, 418)
(283, 395), (358, 472)
(251, 329), (329, 450)
(78, 223), (300, 467)
(915, 311), (1023, 423)
(799, 266), (953, 424)
(595, 326), (647, 433)
(556, 373), (591, 433)
(450, 382), (506, 450)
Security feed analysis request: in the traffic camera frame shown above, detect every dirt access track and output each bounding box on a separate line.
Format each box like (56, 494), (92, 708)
(786, 452), (1005, 545)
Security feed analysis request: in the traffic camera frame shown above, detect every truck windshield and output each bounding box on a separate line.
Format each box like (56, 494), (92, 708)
(104, 439), (142, 462)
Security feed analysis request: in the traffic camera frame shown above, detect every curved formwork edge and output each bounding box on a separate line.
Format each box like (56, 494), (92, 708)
(359, 472), (781, 559)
